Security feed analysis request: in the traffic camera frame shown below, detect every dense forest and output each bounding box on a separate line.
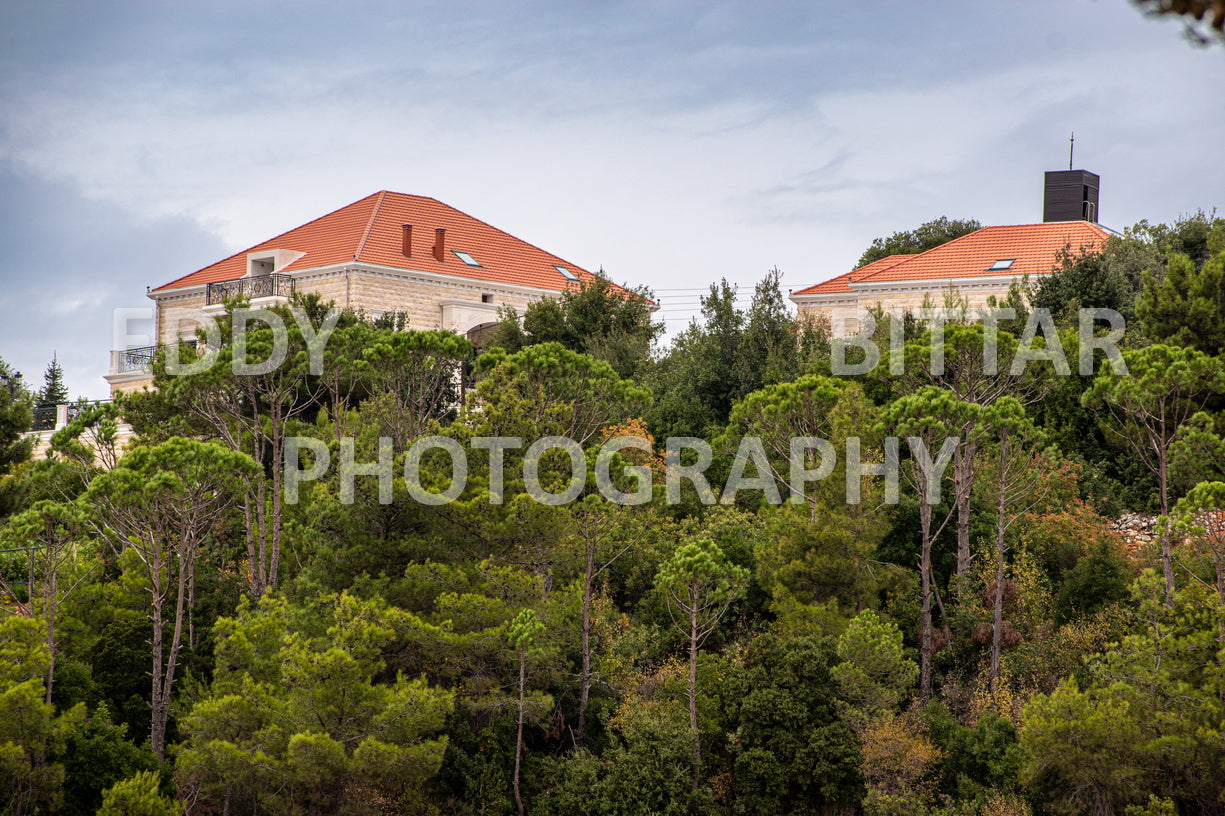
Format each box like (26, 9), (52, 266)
(1, 212), (1224, 816)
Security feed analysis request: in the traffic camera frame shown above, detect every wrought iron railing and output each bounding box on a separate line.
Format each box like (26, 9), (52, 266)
(206, 273), (295, 305)
(115, 345), (157, 373)
(31, 405), (58, 432)
(29, 400), (112, 433)
(109, 341), (198, 376)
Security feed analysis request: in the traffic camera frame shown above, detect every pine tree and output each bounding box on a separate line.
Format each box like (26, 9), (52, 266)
(38, 352), (69, 405)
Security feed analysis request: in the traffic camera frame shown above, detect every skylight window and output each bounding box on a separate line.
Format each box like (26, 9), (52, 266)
(989, 258), (1016, 271)
(554, 265), (580, 281)
(453, 250), (482, 267)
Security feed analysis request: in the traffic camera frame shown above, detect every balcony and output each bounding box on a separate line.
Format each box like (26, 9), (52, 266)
(29, 400), (111, 432)
(108, 341), (198, 377)
(206, 273), (295, 306)
(112, 345), (157, 374)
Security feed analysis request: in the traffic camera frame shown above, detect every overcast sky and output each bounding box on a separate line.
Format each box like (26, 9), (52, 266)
(0, 1), (1221, 400)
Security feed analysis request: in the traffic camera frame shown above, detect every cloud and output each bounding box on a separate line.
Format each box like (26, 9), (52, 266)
(0, 163), (227, 400)
(0, 0), (1221, 392)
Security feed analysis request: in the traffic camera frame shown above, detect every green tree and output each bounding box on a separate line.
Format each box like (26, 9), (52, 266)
(59, 704), (159, 816)
(151, 296), (338, 596)
(647, 279), (744, 439)
(35, 353), (69, 406)
(536, 702), (709, 816)
(1082, 344), (1225, 600)
(492, 273), (661, 379)
(1031, 245), (1137, 325)
(722, 373), (851, 507)
(1022, 574), (1225, 813)
(894, 323), (1031, 580)
(1171, 480), (1225, 610)
(472, 342), (651, 445)
(857, 216), (981, 268)
(0, 500), (93, 703)
(722, 634), (864, 813)
(655, 538), (748, 788)
(0, 615), (81, 816)
(977, 398), (1048, 691)
(832, 610), (918, 730)
(354, 326), (473, 448)
(84, 438), (259, 759)
(1136, 228), (1225, 355)
(508, 608), (550, 816)
(96, 771), (181, 816)
(735, 267), (802, 392)
(878, 387), (977, 700)
(569, 496), (649, 744)
(0, 360), (33, 480)
(1169, 410), (1225, 491)
(1021, 677), (1142, 815)
(176, 592), (454, 815)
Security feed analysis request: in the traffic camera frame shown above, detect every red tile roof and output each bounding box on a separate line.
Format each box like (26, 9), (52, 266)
(793, 255), (912, 295)
(793, 222), (1109, 296)
(152, 191), (612, 294)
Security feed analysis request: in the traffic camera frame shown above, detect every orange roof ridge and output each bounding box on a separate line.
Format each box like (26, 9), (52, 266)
(353, 190), (387, 262)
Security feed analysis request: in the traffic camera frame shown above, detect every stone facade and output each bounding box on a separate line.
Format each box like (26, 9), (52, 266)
(105, 264), (558, 396)
(795, 276), (1026, 338)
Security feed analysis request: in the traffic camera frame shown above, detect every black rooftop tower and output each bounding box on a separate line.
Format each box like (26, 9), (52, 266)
(1043, 169), (1099, 223)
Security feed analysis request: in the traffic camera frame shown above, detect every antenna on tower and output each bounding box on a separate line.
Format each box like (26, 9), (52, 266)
(1069, 132), (1075, 170)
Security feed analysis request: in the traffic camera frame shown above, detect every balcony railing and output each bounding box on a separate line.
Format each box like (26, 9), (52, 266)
(108, 341), (198, 377)
(206, 273), (295, 305)
(29, 400), (111, 432)
(31, 404), (58, 432)
(114, 345), (157, 374)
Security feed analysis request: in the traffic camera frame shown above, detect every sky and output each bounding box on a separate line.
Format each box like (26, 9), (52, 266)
(0, 0), (1221, 401)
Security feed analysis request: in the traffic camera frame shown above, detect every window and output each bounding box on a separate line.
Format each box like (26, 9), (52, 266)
(481, 293), (494, 304)
(453, 250), (482, 267)
(988, 258), (1015, 271)
(554, 265), (580, 281)
(249, 256), (275, 276)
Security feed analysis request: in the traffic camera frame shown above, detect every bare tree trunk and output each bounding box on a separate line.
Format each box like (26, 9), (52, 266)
(43, 571), (57, 705)
(514, 651), (527, 816)
(150, 586), (167, 759)
(990, 514), (1007, 695)
(577, 544), (595, 744)
(1159, 456), (1175, 604)
(919, 500), (934, 702)
(151, 550), (190, 761)
(954, 442), (974, 579)
(689, 595), (700, 791)
(269, 407), (285, 591)
(242, 496), (261, 597)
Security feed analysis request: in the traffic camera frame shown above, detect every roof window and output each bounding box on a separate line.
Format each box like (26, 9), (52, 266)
(988, 258), (1015, 271)
(453, 250), (482, 267)
(554, 265), (580, 281)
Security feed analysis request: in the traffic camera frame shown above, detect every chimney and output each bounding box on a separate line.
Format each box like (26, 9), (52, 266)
(401, 224), (412, 257)
(1043, 170), (1099, 223)
(433, 228), (446, 262)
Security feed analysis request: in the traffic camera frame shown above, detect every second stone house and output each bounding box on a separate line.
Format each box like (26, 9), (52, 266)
(790, 170), (1111, 336)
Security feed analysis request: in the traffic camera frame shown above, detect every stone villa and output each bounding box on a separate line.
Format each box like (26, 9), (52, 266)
(105, 191), (621, 395)
(789, 170), (1110, 336)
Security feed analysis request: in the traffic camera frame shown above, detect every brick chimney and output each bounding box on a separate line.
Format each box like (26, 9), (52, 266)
(433, 228), (446, 262)
(401, 224), (412, 257)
